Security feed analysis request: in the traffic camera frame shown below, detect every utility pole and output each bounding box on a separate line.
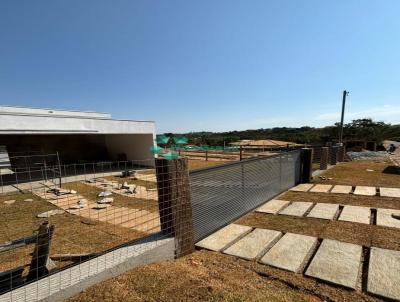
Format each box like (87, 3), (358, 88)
(339, 90), (349, 145)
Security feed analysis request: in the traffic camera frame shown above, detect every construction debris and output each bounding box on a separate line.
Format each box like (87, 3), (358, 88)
(3, 199), (16, 205)
(98, 191), (112, 197)
(37, 209), (64, 218)
(347, 151), (388, 161)
(97, 197), (114, 204)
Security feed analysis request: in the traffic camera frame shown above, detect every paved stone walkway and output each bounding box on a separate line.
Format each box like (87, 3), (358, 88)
(33, 188), (160, 233)
(196, 225), (400, 301)
(338, 205), (371, 224)
(290, 183), (400, 198)
(257, 199), (400, 229)
(306, 239), (362, 289)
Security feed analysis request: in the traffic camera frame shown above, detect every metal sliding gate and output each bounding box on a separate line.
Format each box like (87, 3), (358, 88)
(189, 150), (302, 242)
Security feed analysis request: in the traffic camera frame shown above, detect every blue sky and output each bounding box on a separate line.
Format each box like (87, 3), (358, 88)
(1, 1), (400, 133)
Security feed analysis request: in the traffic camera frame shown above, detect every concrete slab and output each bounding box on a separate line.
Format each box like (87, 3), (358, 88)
(290, 183), (314, 192)
(306, 239), (362, 289)
(368, 247), (400, 301)
(260, 233), (318, 273)
(309, 184), (332, 193)
(196, 224), (252, 252)
(223, 228), (282, 260)
(376, 208), (400, 229)
(307, 203), (339, 220)
(339, 205), (371, 224)
(256, 199), (290, 214)
(331, 185), (353, 194)
(380, 187), (400, 198)
(353, 186), (376, 196)
(279, 202), (314, 217)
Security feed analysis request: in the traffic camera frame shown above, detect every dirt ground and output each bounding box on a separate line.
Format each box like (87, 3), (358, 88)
(0, 192), (142, 273)
(313, 159), (400, 187)
(188, 159), (230, 170)
(64, 182), (159, 212)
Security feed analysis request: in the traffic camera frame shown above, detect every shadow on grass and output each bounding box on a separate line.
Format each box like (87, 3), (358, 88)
(382, 166), (400, 175)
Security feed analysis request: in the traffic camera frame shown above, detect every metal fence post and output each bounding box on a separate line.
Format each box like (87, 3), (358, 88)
(155, 157), (194, 258)
(300, 148), (313, 183)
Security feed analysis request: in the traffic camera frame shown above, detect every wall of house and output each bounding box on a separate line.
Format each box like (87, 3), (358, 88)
(104, 134), (154, 163)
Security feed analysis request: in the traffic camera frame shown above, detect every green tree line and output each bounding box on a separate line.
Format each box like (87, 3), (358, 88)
(172, 119), (400, 146)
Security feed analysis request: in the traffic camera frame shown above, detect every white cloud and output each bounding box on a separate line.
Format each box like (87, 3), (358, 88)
(315, 104), (400, 124)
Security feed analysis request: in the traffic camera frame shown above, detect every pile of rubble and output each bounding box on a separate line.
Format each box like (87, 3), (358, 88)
(347, 151), (389, 161)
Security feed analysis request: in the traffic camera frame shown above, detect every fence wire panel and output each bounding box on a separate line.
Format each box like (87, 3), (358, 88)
(189, 151), (301, 241)
(0, 158), (182, 301)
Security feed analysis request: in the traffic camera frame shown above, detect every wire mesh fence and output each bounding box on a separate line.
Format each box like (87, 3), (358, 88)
(189, 151), (302, 241)
(0, 158), (178, 301)
(0, 149), (307, 301)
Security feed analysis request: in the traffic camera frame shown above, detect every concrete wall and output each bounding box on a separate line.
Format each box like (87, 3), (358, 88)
(105, 134), (154, 162)
(0, 113), (154, 135)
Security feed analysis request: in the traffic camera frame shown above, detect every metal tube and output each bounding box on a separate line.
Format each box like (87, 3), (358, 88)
(339, 90), (349, 145)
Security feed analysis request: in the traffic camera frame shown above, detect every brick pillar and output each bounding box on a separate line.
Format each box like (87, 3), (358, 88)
(155, 157), (194, 258)
(337, 145), (346, 162)
(320, 147), (329, 170)
(329, 146), (338, 165)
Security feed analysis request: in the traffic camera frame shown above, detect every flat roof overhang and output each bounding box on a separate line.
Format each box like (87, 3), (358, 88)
(0, 113), (155, 135)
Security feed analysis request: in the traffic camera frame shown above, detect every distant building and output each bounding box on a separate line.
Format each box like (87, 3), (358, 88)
(0, 106), (155, 164)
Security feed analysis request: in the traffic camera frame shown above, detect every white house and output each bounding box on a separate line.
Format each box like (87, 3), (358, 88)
(0, 106), (155, 164)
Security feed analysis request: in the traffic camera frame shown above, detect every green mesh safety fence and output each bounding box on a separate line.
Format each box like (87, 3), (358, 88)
(156, 135), (170, 145)
(172, 136), (188, 145)
(150, 145), (163, 154)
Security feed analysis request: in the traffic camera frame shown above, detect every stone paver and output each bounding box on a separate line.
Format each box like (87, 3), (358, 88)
(339, 205), (371, 224)
(260, 233), (318, 273)
(290, 183), (314, 192)
(376, 208), (400, 229)
(279, 202), (314, 217)
(196, 224), (252, 252)
(380, 187), (400, 198)
(307, 203), (339, 220)
(309, 184), (332, 193)
(368, 247), (400, 301)
(256, 199), (290, 214)
(331, 185), (353, 194)
(224, 228), (282, 260)
(353, 186), (376, 196)
(306, 239), (362, 289)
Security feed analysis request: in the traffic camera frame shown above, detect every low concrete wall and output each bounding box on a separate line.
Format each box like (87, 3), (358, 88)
(0, 234), (175, 302)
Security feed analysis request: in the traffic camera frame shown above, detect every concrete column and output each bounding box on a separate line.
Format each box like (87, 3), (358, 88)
(155, 157), (194, 258)
(320, 147), (329, 170)
(301, 148), (313, 183)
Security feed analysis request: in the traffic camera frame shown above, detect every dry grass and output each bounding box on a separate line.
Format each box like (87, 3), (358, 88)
(68, 250), (379, 302)
(188, 159), (230, 171)
(0, 192), (142, 272)
(64, 182), (159, 212)
(69, 159), (398, 302)
(314, 159), (400, 187)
